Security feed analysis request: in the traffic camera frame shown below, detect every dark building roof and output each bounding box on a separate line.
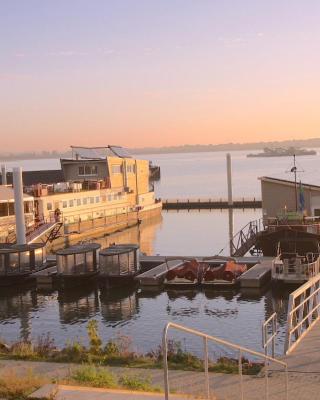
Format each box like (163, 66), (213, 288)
(259, 176), (320, 191)
(0, 170), (64, 186)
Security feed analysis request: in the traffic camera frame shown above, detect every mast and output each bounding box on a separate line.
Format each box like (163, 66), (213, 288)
(291, 154), (298, 212)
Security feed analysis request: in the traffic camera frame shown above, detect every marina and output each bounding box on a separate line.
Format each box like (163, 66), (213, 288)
(1, 150), (320, 360)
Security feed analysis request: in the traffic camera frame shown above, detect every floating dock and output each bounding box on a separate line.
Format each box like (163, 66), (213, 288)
(136, 260), (185, 286)
(239, 259), (273, 288)
(162, 198), (262, 210)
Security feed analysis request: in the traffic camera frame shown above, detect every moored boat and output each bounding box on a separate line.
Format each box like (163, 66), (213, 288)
(0, 243), (47, 287)
(99, 244), (140, 287)
(55, 243), (101, 288)
(164, 259), (204, 288)
(202, 261), (247, 287)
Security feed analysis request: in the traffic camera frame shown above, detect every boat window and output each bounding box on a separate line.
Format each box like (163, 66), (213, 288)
(78, 166), (85, 175)
(47, 202), (52, 211)
(96, 196), (100, 203)
(101, 195), (106, 202)
(77, 199), (81, 206)
(108, 195), (112, 201)
(90, 197), (94, 204)
(62, 201), (68, 208)
(83, 198), (87, 205)
(69, 200), (74, 207)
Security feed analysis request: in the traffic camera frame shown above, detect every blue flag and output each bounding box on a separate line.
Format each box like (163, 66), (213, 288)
(299, 181), (305, 212)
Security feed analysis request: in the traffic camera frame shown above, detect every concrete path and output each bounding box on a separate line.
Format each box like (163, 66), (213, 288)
(0, 358), (318, 400)
(284, 319), (320, 373)
(31, 384), (192, 400)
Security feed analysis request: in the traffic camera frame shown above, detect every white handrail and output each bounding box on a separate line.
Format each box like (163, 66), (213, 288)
(262, 313), (277, 358)
(163, 322), (288, 400)
(285, 273), (320, 354)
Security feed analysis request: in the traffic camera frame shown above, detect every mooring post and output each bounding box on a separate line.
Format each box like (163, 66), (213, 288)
(226, 153), (233, 206)
(12, 167), (27, 245)
(1, 165), (7, 185)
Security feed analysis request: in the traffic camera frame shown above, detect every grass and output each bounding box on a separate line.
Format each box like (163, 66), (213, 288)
(71, 365), (117, 388)
(119, 374), (161, 392)
(0, 369), (45, 400)
(0, 321), (263, 376)
(71, 365), (161, 392)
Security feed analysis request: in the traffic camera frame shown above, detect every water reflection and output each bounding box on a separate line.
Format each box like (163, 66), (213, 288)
(100, 287), (138, 322)
(0, 286), (37, 341)
(58, 284), (100, 324)
(93, 213), (163, 255)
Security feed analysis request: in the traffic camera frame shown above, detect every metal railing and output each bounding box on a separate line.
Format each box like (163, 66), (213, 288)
(285, 273), (320, 354)
(163, 322), (288, 400)
(229, 218), (264, 257)
(272, 254), (320, 282)
(262, 313), (277, 358)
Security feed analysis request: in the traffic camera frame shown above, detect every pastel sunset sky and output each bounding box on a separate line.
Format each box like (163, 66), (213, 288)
(1, 0), (320, 151)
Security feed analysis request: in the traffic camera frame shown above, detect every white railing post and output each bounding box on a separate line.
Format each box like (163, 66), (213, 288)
(238, 349), (244, 400)
(203, 337), (210, 399)
(163, 326), (169, 400)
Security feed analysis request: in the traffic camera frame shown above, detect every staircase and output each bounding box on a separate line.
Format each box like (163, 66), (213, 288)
(230, 219), (264, 257)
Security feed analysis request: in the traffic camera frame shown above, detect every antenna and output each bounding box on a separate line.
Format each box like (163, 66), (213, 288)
(285, 154), (304, 212)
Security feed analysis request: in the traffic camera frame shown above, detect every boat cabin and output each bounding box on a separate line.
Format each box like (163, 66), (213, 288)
(56, 243), (101, 275)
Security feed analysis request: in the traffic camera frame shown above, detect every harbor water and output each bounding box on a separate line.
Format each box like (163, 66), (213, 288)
(1, 150), (316, 356)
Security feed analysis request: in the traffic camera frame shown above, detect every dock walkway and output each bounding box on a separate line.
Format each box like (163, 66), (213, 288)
(239, 259), (273, 288)
(162, 197), (262, 210)
(136, 260), (184, 286)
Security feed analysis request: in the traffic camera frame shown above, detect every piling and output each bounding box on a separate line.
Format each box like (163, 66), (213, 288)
(1, 165), (6, 185)
(226, 153), (233, 206)
(12, 167), (26, 245)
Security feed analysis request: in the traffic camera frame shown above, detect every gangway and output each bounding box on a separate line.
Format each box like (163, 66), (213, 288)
(230, 219), (264, 257)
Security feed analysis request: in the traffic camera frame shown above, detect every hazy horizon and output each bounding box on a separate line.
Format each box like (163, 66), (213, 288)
(1, 1), (320, 151)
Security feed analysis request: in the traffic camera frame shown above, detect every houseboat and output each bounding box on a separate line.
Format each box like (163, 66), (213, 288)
(56, 243), (101, 288)
(256, 176), (320, 256)
(0, 146), (162, 245)
(99, 244), (140, 286)
(0, 242), (47, 286)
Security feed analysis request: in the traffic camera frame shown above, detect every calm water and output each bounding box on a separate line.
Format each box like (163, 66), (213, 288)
(1, 150), (312, 355)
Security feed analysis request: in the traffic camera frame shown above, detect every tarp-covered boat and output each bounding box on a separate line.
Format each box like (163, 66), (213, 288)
(202, 261), (247, 286)
(164, 259), (204, 287)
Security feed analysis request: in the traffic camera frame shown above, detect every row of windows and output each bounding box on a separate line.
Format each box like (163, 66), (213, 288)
(46, 194), (124, 211)
(77, 164), (136, 177)
(111, 165), (136, 174)
(78, 165), (98, 176)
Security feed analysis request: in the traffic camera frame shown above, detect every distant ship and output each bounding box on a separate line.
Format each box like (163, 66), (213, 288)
(247, 147), (317, 158)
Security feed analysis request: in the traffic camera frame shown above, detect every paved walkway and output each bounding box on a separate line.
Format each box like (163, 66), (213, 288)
(0, 352), (318, 400)
(283, 319), (320, 373)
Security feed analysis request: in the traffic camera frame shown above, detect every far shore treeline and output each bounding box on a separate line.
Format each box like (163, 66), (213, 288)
(1, 138), (320, 161)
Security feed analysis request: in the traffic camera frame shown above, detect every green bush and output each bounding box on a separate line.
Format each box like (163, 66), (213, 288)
(119, 374), (160, 392)
(87, 320), (102, 355)
(72, 365), (117, 388)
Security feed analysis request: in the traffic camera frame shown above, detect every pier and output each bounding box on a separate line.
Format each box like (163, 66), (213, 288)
(162, 197), (262, 210)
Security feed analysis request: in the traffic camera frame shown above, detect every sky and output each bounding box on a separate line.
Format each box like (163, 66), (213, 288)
(1, 0), (320, 152)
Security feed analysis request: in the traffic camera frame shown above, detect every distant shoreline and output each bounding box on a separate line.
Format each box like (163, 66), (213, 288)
(1, 138), (320, 161)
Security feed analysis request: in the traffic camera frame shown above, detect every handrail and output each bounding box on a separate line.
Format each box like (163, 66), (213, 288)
(163, 322), (288, 400)
(262, 313), (277, 358)
(285, 273), (320, 354)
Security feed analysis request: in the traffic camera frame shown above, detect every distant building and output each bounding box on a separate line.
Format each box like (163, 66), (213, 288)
(260, 177), (320, 219)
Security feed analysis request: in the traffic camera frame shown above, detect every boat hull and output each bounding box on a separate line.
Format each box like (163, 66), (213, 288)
(256, 229), (320, 256)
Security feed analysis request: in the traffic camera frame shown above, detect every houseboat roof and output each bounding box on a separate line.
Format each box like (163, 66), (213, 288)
(69, 146), (132, 160)
(0, 186), (34, 203)
(56, 243), (101, 255)
(259, 176), (320, 192)
(100, 244), (139, 256)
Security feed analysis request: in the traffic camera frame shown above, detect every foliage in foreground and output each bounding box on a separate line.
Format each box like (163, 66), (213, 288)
(0, 369), (45, 400)
(0, 320), (263, 375)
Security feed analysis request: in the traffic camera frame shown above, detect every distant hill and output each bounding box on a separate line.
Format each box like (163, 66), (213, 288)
(1, 138), (320, 160)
